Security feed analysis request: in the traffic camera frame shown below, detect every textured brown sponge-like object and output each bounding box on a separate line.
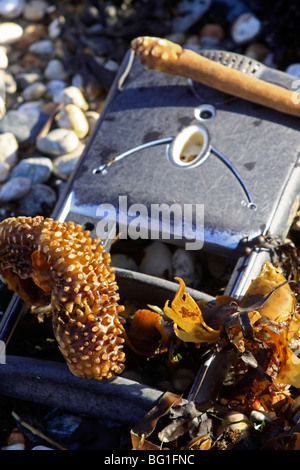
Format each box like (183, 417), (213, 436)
(0, 216), (125, 379)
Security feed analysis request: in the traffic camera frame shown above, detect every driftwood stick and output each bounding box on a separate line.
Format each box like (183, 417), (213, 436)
(131, 36), (300, 118)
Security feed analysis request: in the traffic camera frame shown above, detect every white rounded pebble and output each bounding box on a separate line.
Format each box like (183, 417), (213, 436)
(22, 81), (47, 101)
(0, 132), (18, 167)
(56, 104), (89, 138)
(0, 46), (8, 69)
(139, 241), (173, 279)
(0, 176), (31, 201)
(29, 39), (54, 55)
(231, 13), (262, 45)
(23, 0), (48, 21)
(0, 22), (23, 45)
(0, 161), (10, 182)
(36, 128), (80, 156)
(286, 63), (300, 78)
(44, 59), (68, 81)
(0, 0), (25, 19)
(53, 86), (88, 110)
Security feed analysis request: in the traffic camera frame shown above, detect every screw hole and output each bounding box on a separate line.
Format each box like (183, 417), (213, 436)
(84, 222), (95, 231)
(194, 104), (216, 121)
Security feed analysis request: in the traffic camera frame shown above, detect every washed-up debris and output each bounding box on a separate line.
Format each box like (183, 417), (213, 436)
(128, 258), (300, 450)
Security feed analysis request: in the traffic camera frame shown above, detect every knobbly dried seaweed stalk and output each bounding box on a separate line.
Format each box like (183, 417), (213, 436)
(0, 216), (125, 380)
(132, 36), (300, 118)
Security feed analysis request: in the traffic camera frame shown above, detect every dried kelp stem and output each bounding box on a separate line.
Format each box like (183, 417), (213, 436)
(132, 36), (300, 118)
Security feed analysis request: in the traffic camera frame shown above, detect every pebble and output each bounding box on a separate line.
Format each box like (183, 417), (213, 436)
(172, 0), (212, 32)
(2, 443), (25, 450)
(110, 254), (139, 271)
(52, 142), (85, 178)
(53, 86), (89, 111)
(0, 109), (49, 143)
(22, 81), (47, 101)
(10, 156), (53, 184)
(0, 176), (31, 202)
(85, 110), (100, 134)
(46, 79), (67, 95)
(139, 241), (173, 279)
(17, 100), (42, 111)
(0, 132), (18, 168)
(0, 22), (23, 45)
(0, 47), (8, 69)
(55, 104), (89, 139)
(244, 43), (269, 62)
(0, 0), (25, 19)
(217, 411), (251, 441)
(23, 0), (48, 21)
(0, 96), (5, 119)
(29, 39), (54, 55)
(48, 16), (64, 40)
(15, 71), (41, 89)
(200, 23), (224, 48)
(172, 248), (197, 287)
(231, 13), (262, 45)
(249, 410), (275, 424)
(44, 59), (68, 81)
(36, 128), (80, 156)
(18, 183), (56, 216)
(0, 162), (10, 182)
(71, 73), (84, 89)
(286, 63), (300, 78)
(0, 70), (17, 94)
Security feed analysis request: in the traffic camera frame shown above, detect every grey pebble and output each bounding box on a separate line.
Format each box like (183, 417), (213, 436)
(18, 183), (57, 216)
(10, 156), (53, 184)
(0, 176), (31, 201)
(46, 79), (67, 95)
(29, 39), (54, 55)
(22, 81), (47, 101)
(0, 109), (49, 143)
(0, 0), (25, 19)
(0, 162), (10, 182)
(44, 59), (68, 81)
